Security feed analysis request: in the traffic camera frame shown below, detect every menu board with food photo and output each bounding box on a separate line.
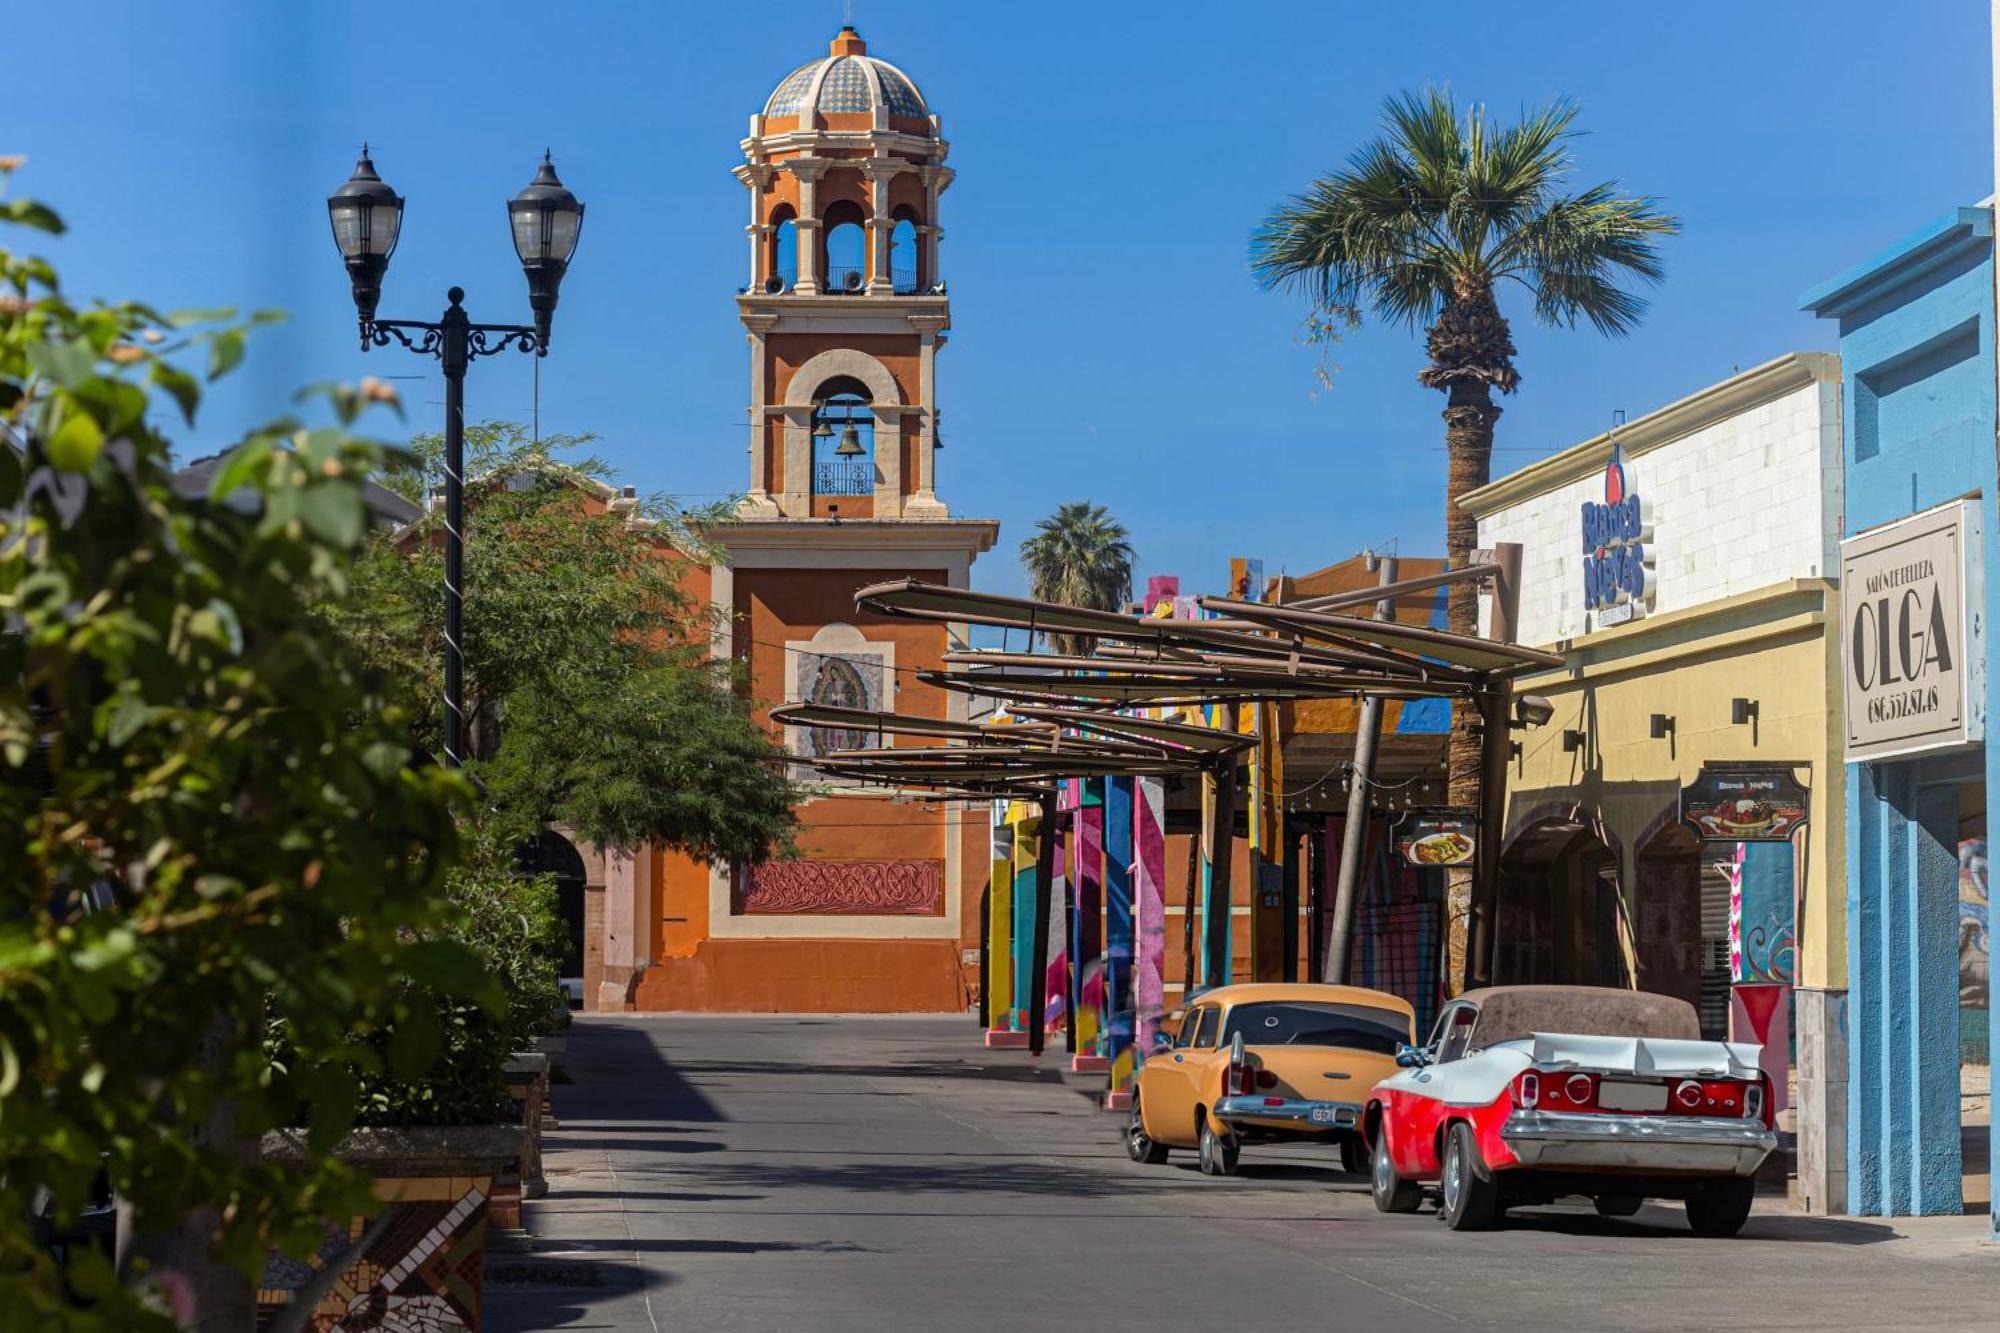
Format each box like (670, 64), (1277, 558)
(1679, 764), (1809, 842)
(1396, 811), (1477, 867)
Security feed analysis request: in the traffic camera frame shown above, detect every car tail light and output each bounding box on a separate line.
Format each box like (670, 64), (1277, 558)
(1544, 1072), (1597, 1108)
(1227, 1061), (1253, 1096)
(1256, 1070), (1278, 1090)
(1675, 1079), (1705, 1110)
(1516, 1072), (1540, 1109)
(1745, 1078), (1766, 1123)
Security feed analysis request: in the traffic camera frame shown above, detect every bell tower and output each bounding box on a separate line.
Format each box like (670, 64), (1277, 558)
(734, 24), (954, 521)
(629, 27), (995, 1016)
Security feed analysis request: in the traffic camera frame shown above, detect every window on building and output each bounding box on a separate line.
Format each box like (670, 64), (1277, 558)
(890, 215), (919, 293)
(770, 209), (797, 292)
(823, 200), (866, 294)
(811, 376), (874, 496)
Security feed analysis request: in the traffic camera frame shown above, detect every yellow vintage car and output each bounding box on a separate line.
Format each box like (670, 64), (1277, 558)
(1127, 982), (1416, 1176)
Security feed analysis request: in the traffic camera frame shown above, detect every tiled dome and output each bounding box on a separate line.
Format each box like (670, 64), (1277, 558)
(763, 28), (930, 122)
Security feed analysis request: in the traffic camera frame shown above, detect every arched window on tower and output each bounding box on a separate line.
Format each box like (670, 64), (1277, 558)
(823, 200), (866, 295)
(811, 376), (874, 496)
(769, 207), (797, 293)
(889, 213), (919, 294)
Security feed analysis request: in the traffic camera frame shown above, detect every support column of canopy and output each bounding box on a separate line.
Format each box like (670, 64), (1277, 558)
(1201, 706), (1240, 989)
(1071, 785), (1108, 1073)
(1029, 790), (1058, 1057)
(993, 799), (1039, 1050)
(1132, 774), (1168, 1071)
(1103, 775), (1137, 1107)
(983, 802), (1015, 1046)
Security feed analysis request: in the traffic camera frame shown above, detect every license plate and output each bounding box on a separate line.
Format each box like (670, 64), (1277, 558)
(1309, 1106), (1343, 1124)
(1597, 1079), (1668, 1112)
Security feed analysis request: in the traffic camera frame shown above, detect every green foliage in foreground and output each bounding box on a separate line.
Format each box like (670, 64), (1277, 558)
(333, 422), (803, 864)
(0, 162), (493, 1326)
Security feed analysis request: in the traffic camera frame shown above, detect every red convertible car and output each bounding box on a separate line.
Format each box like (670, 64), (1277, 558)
(1363, 986), (1777, 1235)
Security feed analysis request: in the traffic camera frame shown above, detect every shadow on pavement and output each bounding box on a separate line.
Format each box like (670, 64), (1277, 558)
(667, 1156), (1242, 1199)
(1498, 1207), (1903, 1245)
(566, 1238), (873, 1255)
(483, 1254), (669, 1333)
(556, 1023), (730, 1123)
(657, 1056), (1079, 1086)
(547, 1137), (728, 1154)
(546, 1190), (765, 1203)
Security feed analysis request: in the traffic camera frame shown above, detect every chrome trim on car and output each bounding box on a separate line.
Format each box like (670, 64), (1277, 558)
(1501, 1109), (1778, 1175)
(1215, 1095), (1362, 1127)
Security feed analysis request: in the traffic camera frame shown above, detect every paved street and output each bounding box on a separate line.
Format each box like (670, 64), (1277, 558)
(493, 1016), (1999, 1333)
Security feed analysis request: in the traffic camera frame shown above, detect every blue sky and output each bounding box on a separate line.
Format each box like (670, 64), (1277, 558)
(7, 1), (1992, 597)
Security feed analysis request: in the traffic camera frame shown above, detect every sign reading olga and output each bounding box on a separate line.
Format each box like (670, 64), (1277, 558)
(1840, 499), (1984, 761)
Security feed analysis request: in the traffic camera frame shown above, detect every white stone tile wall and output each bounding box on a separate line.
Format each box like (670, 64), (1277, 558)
(1478, 378), (1841, 648)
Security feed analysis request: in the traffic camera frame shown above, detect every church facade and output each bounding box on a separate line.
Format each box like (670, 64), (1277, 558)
(588, 27), (998, 1013)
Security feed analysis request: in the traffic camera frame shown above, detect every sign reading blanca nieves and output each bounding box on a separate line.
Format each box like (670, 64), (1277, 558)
(1839, 499), (1985, 762)
(1580, 444), (1654, 626)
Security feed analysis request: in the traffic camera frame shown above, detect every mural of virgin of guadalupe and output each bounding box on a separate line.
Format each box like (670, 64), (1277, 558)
(805, 653), (879, 759)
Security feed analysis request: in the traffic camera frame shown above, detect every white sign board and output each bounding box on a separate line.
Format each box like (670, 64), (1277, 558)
(1840, 500), (1984, 762)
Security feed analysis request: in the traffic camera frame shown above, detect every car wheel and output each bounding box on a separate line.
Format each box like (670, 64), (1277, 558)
(1439, 1124), (1499, 1231)
(1126, 1092), (1169, 1165)
(1594, 1194), (1643, 1218)
(1369, 1125), (1423, 1213)
(1340, 1135), (1368, 1176)
(1198, 1114), (1239, 1176)
(1684, 1178), (1755, 1237)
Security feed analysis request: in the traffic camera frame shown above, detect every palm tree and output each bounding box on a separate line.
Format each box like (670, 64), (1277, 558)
(1019, 501), (1135, 654)
(1250, 87), (1677, 980)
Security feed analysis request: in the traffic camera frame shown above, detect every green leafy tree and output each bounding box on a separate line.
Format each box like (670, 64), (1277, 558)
(1018, 501), (1135, 655)
(331, 422), (801, 864)
(0, 163), (490, 1326)
(1249, 89), (1677, 980)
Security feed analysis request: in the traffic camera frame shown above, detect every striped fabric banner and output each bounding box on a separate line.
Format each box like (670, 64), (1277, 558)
(1104, 775), (1135, 1090)
(987, 802), (1013, 1033)
(1133, 775), (1167, 1058)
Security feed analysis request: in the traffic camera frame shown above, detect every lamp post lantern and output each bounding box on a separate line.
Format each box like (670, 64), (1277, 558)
(327, 148), (584, 769)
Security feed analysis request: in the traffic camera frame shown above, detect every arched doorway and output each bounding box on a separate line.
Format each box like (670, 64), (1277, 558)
(517, 828), (588, 1006)
(1494, 817), (1629, 988)
(1633, 820), (1707, 1021)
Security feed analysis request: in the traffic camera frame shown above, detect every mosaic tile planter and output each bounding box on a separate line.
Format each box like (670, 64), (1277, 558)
(257, 1124), (523, 1332)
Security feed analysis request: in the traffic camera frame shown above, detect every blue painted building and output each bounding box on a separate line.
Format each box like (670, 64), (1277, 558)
(1803, 205), (1998, 1226)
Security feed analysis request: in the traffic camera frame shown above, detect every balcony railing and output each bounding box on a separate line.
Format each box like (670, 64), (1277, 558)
(814, 458), (873, 496)
(824, 265), (868, 294)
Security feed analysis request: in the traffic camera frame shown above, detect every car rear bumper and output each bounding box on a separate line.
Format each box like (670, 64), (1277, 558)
(1500, 1110), (1777, 1175)
(1215, 1096), (1362, 1131)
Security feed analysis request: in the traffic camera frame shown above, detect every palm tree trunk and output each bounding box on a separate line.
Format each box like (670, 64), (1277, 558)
(1441, 379), (1500, 993)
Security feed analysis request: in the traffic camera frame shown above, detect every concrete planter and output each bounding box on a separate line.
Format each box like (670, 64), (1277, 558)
(502, 1052), (551, 1204)
(257, 1124), (524, 1332)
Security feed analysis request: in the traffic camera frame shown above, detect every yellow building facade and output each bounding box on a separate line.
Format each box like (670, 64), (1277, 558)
(1466, 353), (1849, 1212)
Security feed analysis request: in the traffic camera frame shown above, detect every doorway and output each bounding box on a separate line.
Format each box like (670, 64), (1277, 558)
(1494, 819), (1628, 988)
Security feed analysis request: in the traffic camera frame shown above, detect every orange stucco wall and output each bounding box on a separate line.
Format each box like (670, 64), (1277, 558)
(633, 560), (987, 1012)
(770, 333), (920, 406)
(634, 937), (967, 1012)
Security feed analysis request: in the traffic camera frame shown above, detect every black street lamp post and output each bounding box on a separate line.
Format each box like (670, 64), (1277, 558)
(327, 147), (584, 768)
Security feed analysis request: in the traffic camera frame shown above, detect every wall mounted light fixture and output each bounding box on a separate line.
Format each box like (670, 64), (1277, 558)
(1513, 695), (1555, 729)
(1732, 698), (1759, 726)
(1650, 713), (1676, 740)
(1561, 728), (1587, 754)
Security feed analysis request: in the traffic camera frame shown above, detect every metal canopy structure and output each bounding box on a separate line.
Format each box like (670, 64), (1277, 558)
(769, 703), (1222, 793)
(779, 565), (1537, 1038)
